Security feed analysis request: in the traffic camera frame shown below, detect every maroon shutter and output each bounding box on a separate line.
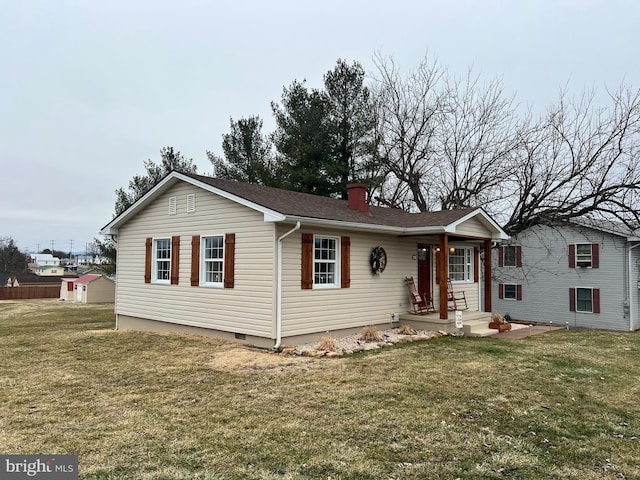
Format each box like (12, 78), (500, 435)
(498, 283), (504, 299)
(301, 233), (313, 289)
(473, 247), (479, 283)
(170, 236), (180, 285)
(593, 288), (600, 313)
(498, 246), (504, 267)
(224, 233), (235, 288)
(144, 238), (152, 283)
(569, 244), (576, 268)
(516, 246), (522, 267)
(341, 236), (350, 288)
(569, 288), (576, 312)
(191, 236), (200, 286)
(592, 244), (599, 269)
(516, 284), (522, 301)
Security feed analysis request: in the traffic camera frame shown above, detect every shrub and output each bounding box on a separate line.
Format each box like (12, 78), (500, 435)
(491, 312), (505, 324)
(316, 336), (338, 352)
(360, 326), (382, 343)
(399, 324), (417, 335)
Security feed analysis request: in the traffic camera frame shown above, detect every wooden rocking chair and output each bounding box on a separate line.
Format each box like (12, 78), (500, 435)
(447, 278), (468, 311)
(405, 276), (435, 314)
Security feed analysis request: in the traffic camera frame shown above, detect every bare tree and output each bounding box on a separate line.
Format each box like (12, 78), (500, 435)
(371, 54), (521, 214)
(504, 85), (640, 235)
(436, 72), (522, 211)
(371, 52), (445, 211)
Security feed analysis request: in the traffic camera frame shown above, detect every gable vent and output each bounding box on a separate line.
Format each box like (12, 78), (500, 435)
(187, 193), (196, 213)
(169, 196), (177, 215)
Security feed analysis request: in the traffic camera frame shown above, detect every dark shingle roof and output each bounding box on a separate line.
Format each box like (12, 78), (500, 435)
(186, 173), (477, 229)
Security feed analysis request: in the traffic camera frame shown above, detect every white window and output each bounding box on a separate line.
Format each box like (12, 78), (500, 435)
(201, 235), (224, 286)
(449, 246), (473, 283)
(504, 284), (517, 300)
(314, 236), (339, 287)
(503, 246), (516, 267)
(169, 196), (177, 215)
(153, 238), (171, 283)
(576, 287), (593, 312)
(576, 244), (592, 268)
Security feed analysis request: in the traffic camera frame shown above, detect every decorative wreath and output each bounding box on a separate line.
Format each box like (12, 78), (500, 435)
(370, 246), (387, 275)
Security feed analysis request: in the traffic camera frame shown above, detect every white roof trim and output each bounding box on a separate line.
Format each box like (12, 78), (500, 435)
(445, 208), (510, 240)
(101, 172), (285, 234)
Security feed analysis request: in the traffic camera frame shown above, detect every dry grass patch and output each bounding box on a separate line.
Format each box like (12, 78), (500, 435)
(2, 300), (640, 479)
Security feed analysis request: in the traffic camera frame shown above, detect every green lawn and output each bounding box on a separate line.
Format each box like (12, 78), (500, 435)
(1, 300), (639, 479)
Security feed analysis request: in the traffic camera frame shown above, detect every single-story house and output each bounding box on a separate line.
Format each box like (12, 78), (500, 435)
(492, 219), (640, 331)
(101, 171), (508, 348)
(73, 274), (115, 304)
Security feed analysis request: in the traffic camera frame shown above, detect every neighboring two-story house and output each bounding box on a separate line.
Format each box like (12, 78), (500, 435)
(493, 219), (640, 331)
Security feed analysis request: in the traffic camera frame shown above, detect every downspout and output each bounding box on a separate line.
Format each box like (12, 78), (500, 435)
(110, 234), (119, 331)
(274, 222), (301, 351)
(628, 242), (640, 331)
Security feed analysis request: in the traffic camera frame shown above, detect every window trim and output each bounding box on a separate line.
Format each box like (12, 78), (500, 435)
(503, 245), (517, 267)
(152, 237), (172, 284)
(575, 244), (593, 268)
(570, 286), (600, 314)
(448, 245), (474, 284)
(499, 283), (522, 301)
(503, 283), (518, 300)
(569, 243), (599, 269)
(199, 234), (225, 287)
(575, 286), (594, 313)
(313, 234), (340, 289)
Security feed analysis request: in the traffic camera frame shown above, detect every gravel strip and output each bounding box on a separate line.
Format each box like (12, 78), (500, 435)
(287, 326), (444, 357)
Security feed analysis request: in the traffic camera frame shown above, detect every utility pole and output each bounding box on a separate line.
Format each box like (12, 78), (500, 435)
(69, 239), (73, 260)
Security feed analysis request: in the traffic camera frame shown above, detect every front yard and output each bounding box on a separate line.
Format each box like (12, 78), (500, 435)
(1, 300), (639, 479)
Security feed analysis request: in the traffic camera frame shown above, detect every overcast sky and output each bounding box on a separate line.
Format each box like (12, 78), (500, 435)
(1, 0), (638, 254)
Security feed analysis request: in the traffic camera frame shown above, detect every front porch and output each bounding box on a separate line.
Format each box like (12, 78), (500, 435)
(399, 310), (516, 337)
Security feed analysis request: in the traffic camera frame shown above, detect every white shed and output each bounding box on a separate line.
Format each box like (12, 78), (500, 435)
(59, 278), (78, 301)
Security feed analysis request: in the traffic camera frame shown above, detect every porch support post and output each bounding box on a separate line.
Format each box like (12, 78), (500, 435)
(484, 239), (492, 312)
(438, 234), (449, 320)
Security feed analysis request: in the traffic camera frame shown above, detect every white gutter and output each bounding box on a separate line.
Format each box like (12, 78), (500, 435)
(628, 242), (640, 331)
(274, 221), (301, 350)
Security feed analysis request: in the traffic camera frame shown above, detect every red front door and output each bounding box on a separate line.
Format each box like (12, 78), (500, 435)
(417, 244), (431, 303)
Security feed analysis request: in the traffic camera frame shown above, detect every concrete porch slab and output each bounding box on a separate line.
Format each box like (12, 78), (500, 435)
(399, 310), (492, 336)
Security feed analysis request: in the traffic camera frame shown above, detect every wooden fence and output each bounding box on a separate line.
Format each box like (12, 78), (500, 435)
(0, 285), (60, 300)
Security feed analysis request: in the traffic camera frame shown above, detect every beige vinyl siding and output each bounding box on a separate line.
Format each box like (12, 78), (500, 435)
(84, 277), (115, 303)
(279, 226), (419, 337)
(455, 217), (489, 238)
(115, 182), (276, 337)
